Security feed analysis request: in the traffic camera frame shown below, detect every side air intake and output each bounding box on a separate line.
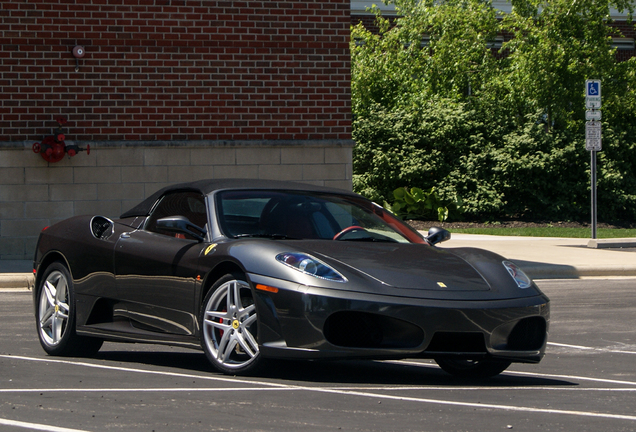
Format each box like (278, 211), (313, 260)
(90, 216), (114, 240)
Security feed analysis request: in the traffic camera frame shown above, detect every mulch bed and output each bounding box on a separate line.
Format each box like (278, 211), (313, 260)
(406, 220), (636, 231)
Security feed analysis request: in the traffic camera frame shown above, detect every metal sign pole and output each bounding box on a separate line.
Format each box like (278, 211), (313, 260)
(591, 150), (597, 239)
(585, 79), (601, 240)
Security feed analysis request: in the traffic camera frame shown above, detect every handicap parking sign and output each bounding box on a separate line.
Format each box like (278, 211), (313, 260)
(586, 80), (601, 98)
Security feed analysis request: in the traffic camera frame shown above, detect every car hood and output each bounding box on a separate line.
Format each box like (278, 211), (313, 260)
(301, 241), (491, 292)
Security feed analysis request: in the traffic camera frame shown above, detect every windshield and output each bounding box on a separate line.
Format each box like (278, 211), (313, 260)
(215, 190), (425, 244)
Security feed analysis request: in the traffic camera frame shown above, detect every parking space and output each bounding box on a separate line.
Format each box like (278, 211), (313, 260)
(1, 279), (636, 431)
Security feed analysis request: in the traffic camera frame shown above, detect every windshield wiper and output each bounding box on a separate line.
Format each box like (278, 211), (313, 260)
(233, 233), (298, 240)
(339, 237), (398, 243)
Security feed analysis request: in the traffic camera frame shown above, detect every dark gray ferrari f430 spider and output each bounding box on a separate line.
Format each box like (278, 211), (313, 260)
(33, 179), (549, 378)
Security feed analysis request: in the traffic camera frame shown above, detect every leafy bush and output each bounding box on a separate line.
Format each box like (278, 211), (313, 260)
(351, 0), (636, 222)
(390, 187), (463, 221)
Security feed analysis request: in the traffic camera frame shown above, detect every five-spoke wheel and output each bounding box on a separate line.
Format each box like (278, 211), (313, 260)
(38, 266), (70, 349)
(201, 274), (261, 374)
(36, 261), (103, 356)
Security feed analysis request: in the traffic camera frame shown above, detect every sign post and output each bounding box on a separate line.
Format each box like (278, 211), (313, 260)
(585, 80), (601, 239)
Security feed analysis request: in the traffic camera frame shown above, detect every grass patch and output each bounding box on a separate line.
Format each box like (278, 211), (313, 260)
(450, 227), (636, 238)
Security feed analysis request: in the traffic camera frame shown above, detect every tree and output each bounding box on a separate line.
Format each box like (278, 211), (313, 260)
(496, 0), (634, 130)
(351, 0), (636, 221)
(351, 0), (500, 115)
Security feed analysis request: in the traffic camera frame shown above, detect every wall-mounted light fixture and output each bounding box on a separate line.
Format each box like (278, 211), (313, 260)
(72, 45), (85, 72)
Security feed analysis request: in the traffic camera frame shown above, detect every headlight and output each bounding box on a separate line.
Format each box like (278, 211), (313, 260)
(276, 253), (347, 283)
(502, 261), (532, 289)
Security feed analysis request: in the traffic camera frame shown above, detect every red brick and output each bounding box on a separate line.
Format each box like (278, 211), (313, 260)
(1, 0), (352, 141)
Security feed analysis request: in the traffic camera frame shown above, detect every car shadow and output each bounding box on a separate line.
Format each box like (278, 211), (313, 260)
(93, 348), (575, 388)
(259, 358), (576, 387)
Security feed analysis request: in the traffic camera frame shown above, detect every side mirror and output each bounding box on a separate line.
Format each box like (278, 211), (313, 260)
(426, 226), (451, 245)
(157, 216), (207, 242)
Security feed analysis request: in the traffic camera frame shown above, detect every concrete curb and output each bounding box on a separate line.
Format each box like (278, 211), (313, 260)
(1, 265), (635, 290)
(520, 264), (636, 280)
(0, 273), (34, 290)
(2, 232), (636, 290)
(587, 238), (636, 249)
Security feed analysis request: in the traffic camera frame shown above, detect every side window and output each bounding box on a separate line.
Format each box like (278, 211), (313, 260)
(145, 191), (207, 239)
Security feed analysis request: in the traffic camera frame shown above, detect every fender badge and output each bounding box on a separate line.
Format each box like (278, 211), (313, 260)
(204, 244), (217, 255)
(437, 282), (447, 288)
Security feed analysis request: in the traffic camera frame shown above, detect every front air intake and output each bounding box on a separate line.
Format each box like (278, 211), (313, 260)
(506, 317), (546, 351)
(324, 311), (424, 349)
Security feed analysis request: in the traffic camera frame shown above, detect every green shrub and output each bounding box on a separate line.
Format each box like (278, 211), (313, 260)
(351, 0), (636, 222)
(390, 187), (463, 221)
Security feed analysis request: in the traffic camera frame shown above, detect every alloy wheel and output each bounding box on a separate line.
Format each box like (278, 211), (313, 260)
(202, 277), (259, 372)
(38, 270), (70, 347)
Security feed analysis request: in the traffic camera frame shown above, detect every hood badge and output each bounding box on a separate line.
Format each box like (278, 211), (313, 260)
(437, 282), (448, 288)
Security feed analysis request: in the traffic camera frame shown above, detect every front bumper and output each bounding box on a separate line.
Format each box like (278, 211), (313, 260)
(249, 274), (550, 364)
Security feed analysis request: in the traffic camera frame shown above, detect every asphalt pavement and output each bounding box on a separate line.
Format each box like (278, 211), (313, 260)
(1, 234), (635, 290)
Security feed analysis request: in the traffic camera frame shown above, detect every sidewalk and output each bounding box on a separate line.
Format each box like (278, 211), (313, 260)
(440, 234), (636, 279)
(1, 234), (635, 290)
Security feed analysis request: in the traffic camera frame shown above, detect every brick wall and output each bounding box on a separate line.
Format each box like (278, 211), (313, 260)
(612, 21), (636, 62)
(1, 1), (352, 141)
(0, 1), (354, 260)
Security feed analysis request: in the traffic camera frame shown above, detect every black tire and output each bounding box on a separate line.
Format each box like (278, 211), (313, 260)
(35, 261), (103, 357)
(200, 273), (262, 375)
(435, 358), (511, 379)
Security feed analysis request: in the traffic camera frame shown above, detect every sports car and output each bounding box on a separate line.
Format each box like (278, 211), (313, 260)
(33, 179), (549, 378)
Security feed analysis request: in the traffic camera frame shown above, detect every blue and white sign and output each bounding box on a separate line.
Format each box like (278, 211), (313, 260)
(586, 80), (601, 97)
(585, 79), (602, 109)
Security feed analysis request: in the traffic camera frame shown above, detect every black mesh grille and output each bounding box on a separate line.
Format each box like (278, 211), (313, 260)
(507, 317), (546, 351)
(324, 311), (424, 349)
(425, 332), (487, 353)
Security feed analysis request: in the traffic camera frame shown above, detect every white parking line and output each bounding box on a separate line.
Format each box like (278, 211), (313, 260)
(2, 386), (636, 393)
(0, 418), (91, 432)
(5, 386), (636, 423)
(548, 341), (636, 355)
(0, 387), (295, 393)
(2, 354), (636, 423)
(389, 360), (636, 387)
(307, 387), (636, 421)
(0, 354), (287, 389)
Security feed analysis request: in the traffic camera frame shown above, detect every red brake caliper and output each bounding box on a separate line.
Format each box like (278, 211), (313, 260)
(218, 308), (226, 337)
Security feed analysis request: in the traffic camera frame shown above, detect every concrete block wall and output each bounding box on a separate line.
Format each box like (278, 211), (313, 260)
(0, 2), (355, 261)
(0, 142), (353, 260)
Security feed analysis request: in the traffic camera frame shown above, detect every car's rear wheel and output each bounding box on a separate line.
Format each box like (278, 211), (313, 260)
(36, 261), (103, 356)
(435, 358), (511, 378)
(201, 274), (261, 375)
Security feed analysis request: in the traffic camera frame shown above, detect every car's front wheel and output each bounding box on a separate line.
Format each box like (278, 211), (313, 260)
(36, 261), (103, 356)
(435, 358), (511, 379)
(200, 274), (261, 375)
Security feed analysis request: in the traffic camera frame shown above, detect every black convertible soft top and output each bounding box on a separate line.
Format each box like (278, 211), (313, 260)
(120, 178), (360, 218)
